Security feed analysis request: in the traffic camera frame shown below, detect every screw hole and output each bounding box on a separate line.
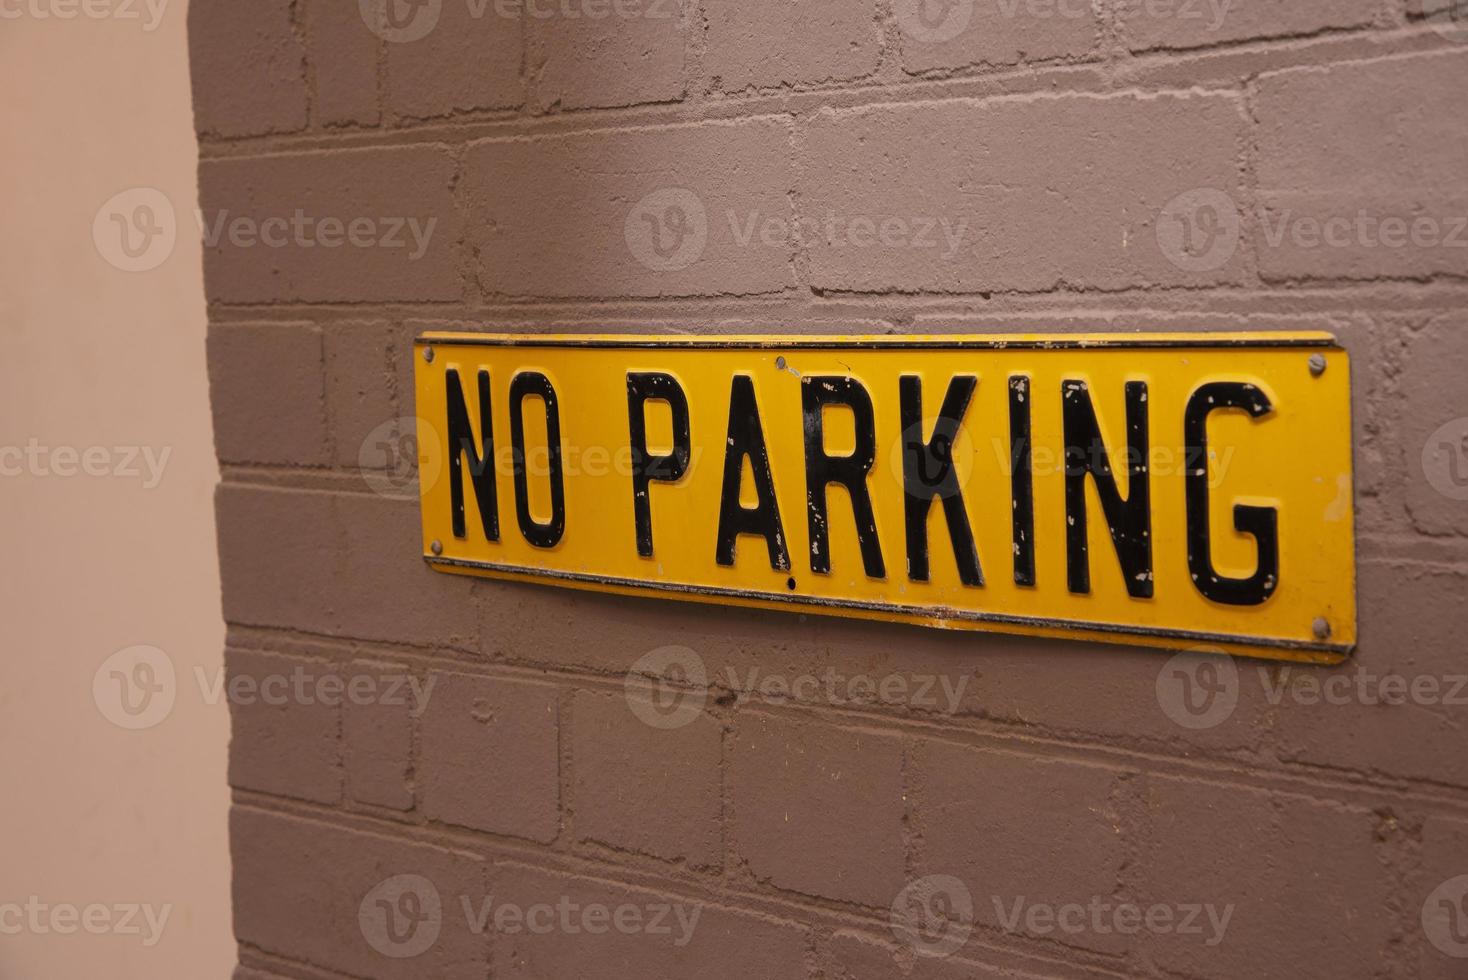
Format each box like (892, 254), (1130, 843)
(775, 356), (787, 370)
(786, 577), (797, 590)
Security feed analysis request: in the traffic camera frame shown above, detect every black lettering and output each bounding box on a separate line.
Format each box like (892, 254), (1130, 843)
(1063, 379), (1152, 598)
(509, 371), (565, 549)
(626, 372), (692, 558)
(1008, 375), (1036, 587)
(445, 368), (499, 541)
(803, 376), (885, 578)
(899, 374), (982, 586)
(715, 375), (790, 570)
(1184, 381), (1279, 606)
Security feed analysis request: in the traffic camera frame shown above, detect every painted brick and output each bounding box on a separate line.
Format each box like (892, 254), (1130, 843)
(231, 808), (486, 979)
(1139, 777), (1391, 979)
(196, 4), (1468, 978)
(208, 323), (328, 466)
(1116, 0), (1379, 52)
(527, 0), (687, 109)
(419, 672), (560, 842)
(384, 1), (521, 120)
(1419, 817), (1468, 980)
(492, 864), (808, 978)
(828, 933), (1007, 978)
(1254, 51), (1468, 281)
(198, 147), (462, 304)
(324, 320), (399, 471)
(461, 118), (795, 298)
(1269, 559), (1468, 788)
(729, 712), (905, 907)
(920, 742), (1127, 954)
(343, 659), (417, 811)
(1401, 312), (1468, 535)
(215, 486), (478, 648)
(797, 92), (1247, 293)
(310, 0), (381, 127)
(226, 649), (341, 805)
(570, 688), (722, 867)
(703, 0), (880, 90)
(897, 0), (1099, 74)
(188, 0), (307, 137)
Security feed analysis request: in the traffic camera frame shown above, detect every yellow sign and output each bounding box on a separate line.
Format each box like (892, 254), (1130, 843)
(414, 333), (1355, 663)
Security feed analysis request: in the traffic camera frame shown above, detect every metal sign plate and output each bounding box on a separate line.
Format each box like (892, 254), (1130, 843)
(414, 332), (1355, 663)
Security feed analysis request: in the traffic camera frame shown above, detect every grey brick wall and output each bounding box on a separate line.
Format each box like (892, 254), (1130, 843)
(191, 1), (1468, 976)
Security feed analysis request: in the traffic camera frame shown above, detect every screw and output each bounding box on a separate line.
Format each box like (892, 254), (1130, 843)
(423, 347), (435, 363)
(430, 539), (443, 556)
(1312, 616), (1331, 640)
(1308, 353), (1326, 377)
(775, 356), (787, 370)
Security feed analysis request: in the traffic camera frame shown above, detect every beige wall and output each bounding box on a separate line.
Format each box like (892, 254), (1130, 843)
(0, 1), (232, 977)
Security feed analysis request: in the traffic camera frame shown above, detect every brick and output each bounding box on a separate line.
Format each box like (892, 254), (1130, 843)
(226, 650), (341, 805)
(231, 808), (486, 979)
(385, 1), (521, 120)
(570, 689), (722, 867)
(1117, 0), (1378, 52)
(1139, 778), (1391, 979)
(1401, 312), (1468, 535)
(1419, 817), (1468, 980)
(897, 0), (1098, 74)
(198, 147), (462, 304)
(344, 660), (417, 810)
(462, 118), (794, 298)
(492, 864), (807, 979)
(310, 0), (381, 127)
(419, 672), (560, 842)
(703, 0), (879, 90)
(797, 92), (1247, 293)
(527, 1), (687, 109)
(188, 0), (307, 137)
(920, 742), (1126, 953)
(1254, 51), (1468, 282)
(324, 321), (399, 470)
(729, 712), (905, 907)
(471, 559), (1298, 768)
(828, 933), (1005, 979)
(1269, 560), (1468, 788)
(208, 323), (328, 466)
(215, 486), (478, 648)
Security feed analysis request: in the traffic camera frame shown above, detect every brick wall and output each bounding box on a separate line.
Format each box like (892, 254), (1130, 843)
(191, 1), (1468, 977)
